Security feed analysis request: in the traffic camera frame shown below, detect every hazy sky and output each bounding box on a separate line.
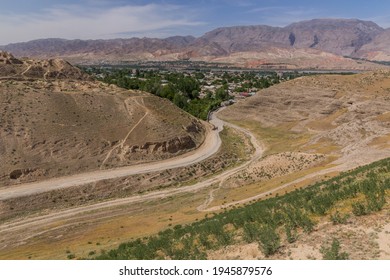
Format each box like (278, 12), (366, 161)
(1, 0), (390, 44)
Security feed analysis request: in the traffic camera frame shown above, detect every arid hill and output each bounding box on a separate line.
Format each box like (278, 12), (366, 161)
(0, 52), (206, 186)
(219, 70), (390, 169)
(0, 51), (89, 80)
(196, 47), (384, 70)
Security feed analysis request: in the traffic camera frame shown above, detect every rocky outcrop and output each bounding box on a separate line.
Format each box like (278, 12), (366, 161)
(0, 51), (23, 65)
(130, 135), (196, 154)
(0, 51), (90, 80)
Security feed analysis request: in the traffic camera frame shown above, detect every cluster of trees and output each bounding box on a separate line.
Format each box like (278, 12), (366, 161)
(84, 67), (293, 120)
(93, 69), (229, 120)
(94, 157), (390, 260)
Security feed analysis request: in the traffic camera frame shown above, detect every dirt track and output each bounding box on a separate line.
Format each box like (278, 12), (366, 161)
(0, 108), (264, 238)
(0, 111), (222, 201)
(2, 106), (390, 256)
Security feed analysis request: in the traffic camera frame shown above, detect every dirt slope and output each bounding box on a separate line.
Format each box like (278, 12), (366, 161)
(219, 70), (390, 170)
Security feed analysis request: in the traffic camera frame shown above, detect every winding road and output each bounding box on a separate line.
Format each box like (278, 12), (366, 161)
(0, 111), (222, 201)
(0, 108), (265, 243)
(2, 106), (376, 254)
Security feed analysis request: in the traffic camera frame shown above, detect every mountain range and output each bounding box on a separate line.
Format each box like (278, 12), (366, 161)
(1, 18), (390, 69)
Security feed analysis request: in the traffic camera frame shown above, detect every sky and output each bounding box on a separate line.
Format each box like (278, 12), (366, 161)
(1, 0), (390, 45)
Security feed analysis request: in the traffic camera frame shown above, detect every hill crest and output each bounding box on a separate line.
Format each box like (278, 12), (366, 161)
(0, 53), (206, 186)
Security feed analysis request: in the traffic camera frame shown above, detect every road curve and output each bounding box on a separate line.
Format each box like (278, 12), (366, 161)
(0, 109), (264, 238)
(0, 116), (222, 201)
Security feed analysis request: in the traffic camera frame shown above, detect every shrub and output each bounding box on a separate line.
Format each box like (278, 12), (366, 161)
(330, 211), (349, 225)
(320, 239), (349, 260)
(258, 225), (280, 257)
(352, 202), (367, 216)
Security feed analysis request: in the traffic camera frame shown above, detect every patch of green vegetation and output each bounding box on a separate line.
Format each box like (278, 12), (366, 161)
(330, 211), (349, 225)
(94, 158), (390, 260)
(67, 253), (76, 260)
(85, 68), (284, 120)
(320, 238), (349, 260)
(94, 70), (228, 120)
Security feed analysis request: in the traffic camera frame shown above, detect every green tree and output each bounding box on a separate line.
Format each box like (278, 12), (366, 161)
(173, 93), (187, 109)
(215, 86), (229, 101)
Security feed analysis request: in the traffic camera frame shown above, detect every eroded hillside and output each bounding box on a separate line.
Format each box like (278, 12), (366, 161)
(219, 71), (390, 170)
(0, 52), (206, 186)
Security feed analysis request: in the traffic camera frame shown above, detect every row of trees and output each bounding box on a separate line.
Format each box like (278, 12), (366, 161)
(95, 157), (390, 260)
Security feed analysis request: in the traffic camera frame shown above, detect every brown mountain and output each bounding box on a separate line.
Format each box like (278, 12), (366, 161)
(0, 37), (193, 63)
(354, 28), (390, 61)
(0, 52), (205, 186)
(191, 25), (288, 54)
(284, 19), (383, 56)
(192, 18), (383, 56)
(0, 18), (389, 67)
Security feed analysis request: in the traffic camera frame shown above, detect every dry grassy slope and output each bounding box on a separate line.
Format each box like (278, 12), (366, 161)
(0, 53), (205, 186)
(219, 71), (390, 166)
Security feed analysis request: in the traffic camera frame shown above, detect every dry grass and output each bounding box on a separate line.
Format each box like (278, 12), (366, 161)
(369, 135), (390, 149)
(208, 162), (339, 209)
(0, 189), (211, 259)
(306, 108), (348, 131)
(227, 120), (312, 156)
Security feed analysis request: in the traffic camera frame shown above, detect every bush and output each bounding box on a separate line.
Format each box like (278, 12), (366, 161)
(285, 224), (298, 243)
(320, 239), (349, 260)
(352, 202), (367, 216)
(330, 211), (349, 225)
(67, 254), (76, 260)
(258, 225), (280, 257)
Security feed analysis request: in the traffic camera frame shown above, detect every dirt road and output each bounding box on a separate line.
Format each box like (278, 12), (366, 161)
(2, 107), (388, 255)
(0, 113), (222, 201)
(0, 109), (264, 242)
